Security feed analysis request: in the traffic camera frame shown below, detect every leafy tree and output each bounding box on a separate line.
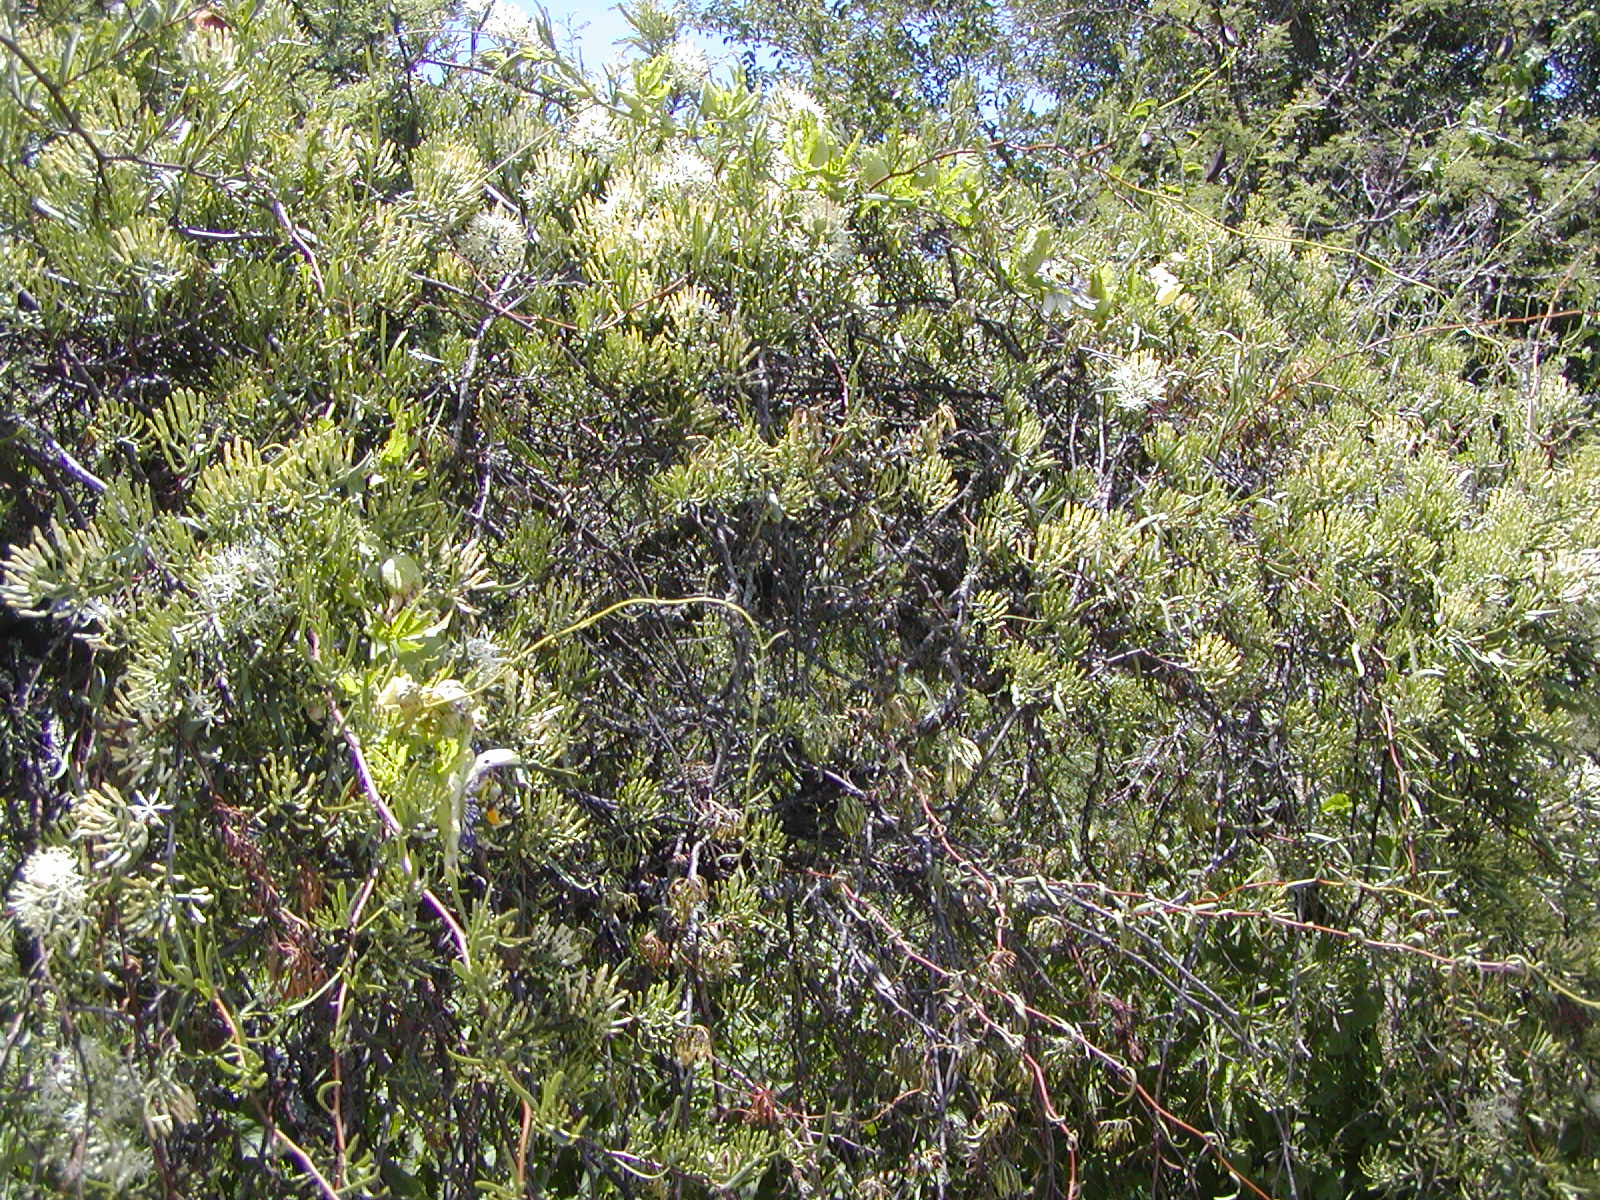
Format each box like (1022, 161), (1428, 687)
(1, 2), (1598, 1198)
(695, 0), (1600, 375)
(692, 0), (1011, 133)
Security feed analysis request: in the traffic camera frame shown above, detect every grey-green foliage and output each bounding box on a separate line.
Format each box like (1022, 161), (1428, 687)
(0, 1), (1598, 1197)
(694, 0), (1600, 388)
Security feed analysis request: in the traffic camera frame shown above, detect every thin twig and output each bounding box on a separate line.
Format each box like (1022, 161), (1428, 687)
(824, 872), (1280, 1200)
(210, 995), (341, 1200)
(413, 270), (689, 335)
(267, 196), (326, 296)
(304, 631), (472, 967)
(2, 415), (108, 493)
(270, 1125), (343, 1200)
(0, 33), (110, 167)
(514, 1097), (533, 1191)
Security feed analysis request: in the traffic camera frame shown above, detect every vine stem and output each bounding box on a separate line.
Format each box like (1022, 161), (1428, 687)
(822, 872), (1279, 1200)
(210, 996), (341, 1200)
(304, 629), (472, 968)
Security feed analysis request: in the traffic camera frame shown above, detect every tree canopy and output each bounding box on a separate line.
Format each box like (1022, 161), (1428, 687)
(694, 0), (1600, 358)
(1, 1), (1598, 1198)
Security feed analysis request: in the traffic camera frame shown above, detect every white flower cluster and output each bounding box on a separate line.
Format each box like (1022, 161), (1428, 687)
(664, 285), (719, 336)
(7, 846), (87, 945)
(648, 149), (715, 197)
(521, 145), (578, 210)
(768, 82), (824, 125)
(188, 534), (283, 639)
(569, 103), (623, 157)
(663, 37), (709, 87)
(597, 174), (645, 228)
(460, 209), (525, 277)
(471, 0), (535, 45)
(789, 192), (854, 268)
(580, 172), (671, 258)
(1106, 350), (1168, 414)
(1548, 548), (1600, 607)
(33, 1040), (151, 1189)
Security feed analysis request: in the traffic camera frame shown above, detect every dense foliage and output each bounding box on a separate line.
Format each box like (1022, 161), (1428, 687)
(1, 1), (1598, 1197)
(695, 0), (1600, 368)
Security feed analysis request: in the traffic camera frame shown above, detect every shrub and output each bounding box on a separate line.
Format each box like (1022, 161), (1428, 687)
(1, 2), (1597, 1196)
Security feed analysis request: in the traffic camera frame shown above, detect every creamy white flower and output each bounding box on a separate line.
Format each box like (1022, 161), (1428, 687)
(460, 209), (525, 277)
(569, 103), (622, 157)
(1107, 350), (1167, 413)
(82, 1132), (151, 1190)
(521, 145), (577, 208)
(7, 846), (87, 942)
(190, 535), (283, 638)
(649, 149), (714, 196)
(632, 210), (670, 257)
(1548, 548), (1600, 606)
(788, 192), (854, 267)
(36, 1047), (86, 1114)
(473, 0), (534, 45)
(769, 82), (824, 124)
(34, 1042), (150, 1188)
(664, 285), (718, 333)
(665, 37), (709, 85)
(792, 191), (843, 234)
(816, 229), (856, 269)
(598, 174), (645, 228)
